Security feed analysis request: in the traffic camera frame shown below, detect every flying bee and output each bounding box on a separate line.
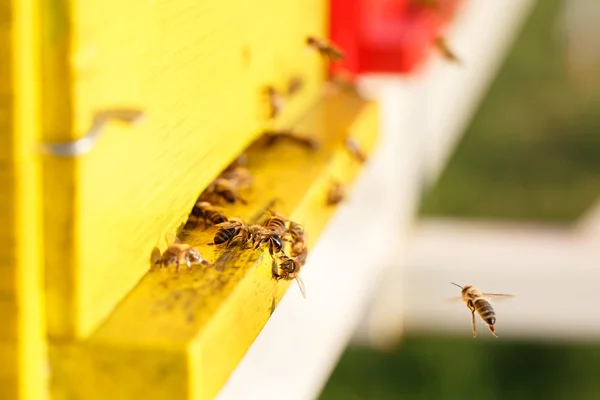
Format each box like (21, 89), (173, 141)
(209, 218), (250, 248)
(434, 36), (461, 64)
(151, 237), (210, 273)
(262, 209), (289, 234)
(262, 130), (320, 151)
(326, 181), (345, 206)
(306, 36), (344, 61)
(449, 282), (514, 338)
(189, 201), (228, 228)
(345, 137), (367, 163)
(265, 85), (285, 119)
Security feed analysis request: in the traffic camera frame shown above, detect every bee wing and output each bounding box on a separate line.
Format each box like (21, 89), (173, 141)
(164, 231), (178, 246)
(444, 296), (464, 303)
(483, 293), (515, 302)
(295, 276), (307, 299)
(150, 246), (162, 265)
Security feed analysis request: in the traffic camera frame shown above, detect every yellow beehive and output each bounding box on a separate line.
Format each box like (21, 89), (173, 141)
(1, 0), (379, 398)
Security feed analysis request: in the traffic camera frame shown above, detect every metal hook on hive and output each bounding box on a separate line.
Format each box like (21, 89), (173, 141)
(38, 108), (145, 157)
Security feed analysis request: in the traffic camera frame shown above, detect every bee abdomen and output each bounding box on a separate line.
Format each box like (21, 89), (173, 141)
(213, 228), (235, 244)
(265, 218), (286, 232)
(207, 211), (227, 224)
(474, 299), (496, 325)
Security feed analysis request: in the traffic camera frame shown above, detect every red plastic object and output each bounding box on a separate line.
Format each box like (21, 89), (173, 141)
(329, 0), (464, 76)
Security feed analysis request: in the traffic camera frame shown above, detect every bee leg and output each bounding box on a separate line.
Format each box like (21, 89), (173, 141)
(471, 311), (477, 338)
(175, 261), (181, 273)
(271, 259), (280, 278)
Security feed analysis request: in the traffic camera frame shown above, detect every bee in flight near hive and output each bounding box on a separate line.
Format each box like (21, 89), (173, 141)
(151, 234), (210, 272)
(326, 180), (345, 206)
(449, 282), (514, 338)
(434, 36), (462, 64)
(306, 36), (345, 61)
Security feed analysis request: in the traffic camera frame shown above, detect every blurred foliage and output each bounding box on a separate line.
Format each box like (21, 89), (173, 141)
(323, 0), (600, 398)
(420, 0), (600, 222)
(321, 336), (600, 400)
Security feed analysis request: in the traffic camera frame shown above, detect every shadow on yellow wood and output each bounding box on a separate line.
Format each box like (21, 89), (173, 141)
(49, 90), (379, 400)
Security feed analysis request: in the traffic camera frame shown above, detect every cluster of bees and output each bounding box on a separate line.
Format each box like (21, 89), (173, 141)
(151, 36), (367, 298)
(209, 209), (308, 298)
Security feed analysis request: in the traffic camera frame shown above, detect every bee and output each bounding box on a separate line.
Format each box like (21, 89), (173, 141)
(265, 85), (285, 119)
(223, 154), (248, 172)
(434, 36), (461, 64)
(286, 76), (304, 96)
(288, 221), (307, 259)
(345, 137), (367, 163)
(204, 177), (247, 205)
(209, 218), (250, 247)
(326, 181), (345, 206)
(253, 230), (284, 258)
(262, 130), (319, 151)
(262, 209), (289, 234)
(151, 238), (210, 272)
(306, 36), (344, 61)
(450, 282), (514, 338)
(189, 201), (227, 228)
(273, 254), (307, 299)
(219, 166), (253, 191)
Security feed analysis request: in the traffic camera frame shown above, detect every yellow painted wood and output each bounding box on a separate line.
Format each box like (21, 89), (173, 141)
(1, 0), (47, 398)
(49, 90), (379, 400)
(41, 0), (329, 339)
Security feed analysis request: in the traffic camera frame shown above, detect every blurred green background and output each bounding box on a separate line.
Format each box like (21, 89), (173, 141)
(321, 0), (600, 398)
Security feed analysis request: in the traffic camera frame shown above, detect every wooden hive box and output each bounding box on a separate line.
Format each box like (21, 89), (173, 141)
(1, 0), (379, 398)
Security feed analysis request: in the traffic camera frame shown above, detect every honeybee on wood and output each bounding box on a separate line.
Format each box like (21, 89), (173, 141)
(253, 229), (284, 258)
(287, 220), (307, 259)
(434, 36), (461, 64)
(223, 154), (248, 172)
(449, 282), (514, 338)
(286, 76), (304, 96)
(151, 237), (210, 272)
(306, 36), (344, 61)
(209, 218), (250, 248)
(272, 255), (307, 299)
(203, 177), (247, 205)
(262, 130), (320, 151)
(326, 181), (345, 206)
(219, 166), (253, 191)
(189, 201), (228, 228)
(262, 209), (289, 234)
(265, 85), (285, 119)
(345, 137), (367, 163)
